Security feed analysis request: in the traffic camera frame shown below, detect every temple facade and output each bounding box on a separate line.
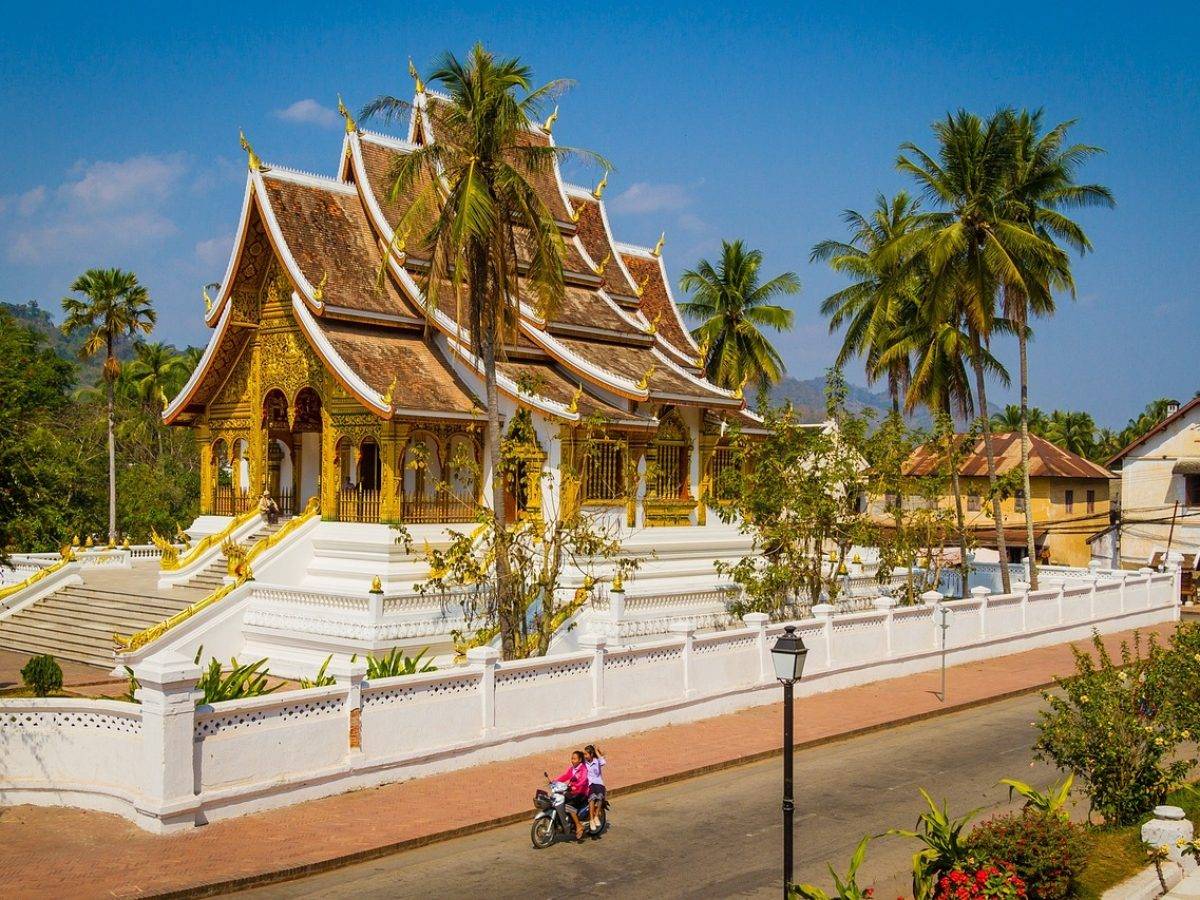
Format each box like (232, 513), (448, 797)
(166, 89), (764, 530)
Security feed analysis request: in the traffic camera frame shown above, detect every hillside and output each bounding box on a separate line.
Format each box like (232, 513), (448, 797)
(769, 375), (937, 427)
(2, 300), (134, 386)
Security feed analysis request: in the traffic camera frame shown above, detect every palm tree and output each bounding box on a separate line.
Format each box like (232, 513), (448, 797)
(362, 45), (602, 659)
(811, 193), (921, 414)
(1000, 110), (1113, 587)
(892, 110), (1066, 594)
(991, 403), (1048, 435)
(679, 239), (798, 403)
(61, 269), (156, 543)
(879, 310), (1011, 596)
(1043, 410), (1097, 458)
(127, 341), (187, 455)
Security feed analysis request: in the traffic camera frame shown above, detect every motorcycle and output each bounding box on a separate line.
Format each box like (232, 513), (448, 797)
(530, 774), (609, 848)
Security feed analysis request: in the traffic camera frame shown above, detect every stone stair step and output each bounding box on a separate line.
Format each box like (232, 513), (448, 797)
(45, 592), (189, 615)
(0, 634), (114, 668)
(0, 620), (119, 655)
(18, 606), (168, 633)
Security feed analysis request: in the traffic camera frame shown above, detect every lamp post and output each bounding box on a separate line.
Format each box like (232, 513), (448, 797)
(772, 625), (809, 898)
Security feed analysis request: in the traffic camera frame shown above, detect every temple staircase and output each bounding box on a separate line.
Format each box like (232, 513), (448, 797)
(176, 522), (284, 591)
(0, 564), (208, 668)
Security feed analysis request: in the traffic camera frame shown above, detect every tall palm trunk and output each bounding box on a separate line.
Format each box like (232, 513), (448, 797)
(951, 467), (968, 599)
(105, 364), (117, 545)
(1017, 326), (1038, 589)
(969, 330), (1011, 594)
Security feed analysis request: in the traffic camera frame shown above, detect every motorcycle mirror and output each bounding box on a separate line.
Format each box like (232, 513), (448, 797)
(543, 771), (549, 778)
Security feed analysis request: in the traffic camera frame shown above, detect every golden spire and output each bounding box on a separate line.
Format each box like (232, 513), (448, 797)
(543, 105), (559, 133)
(611, 570), (624, 592)
(567, 382), (583, 414)
(370, 575), (383, 594)
(635, 274), (650, 298)
(408, 58), (425, 94)
(646, 310), (662, 335)
(312, 271), (328, 302)
(337, 93), (357, 133)
(652, 232), (666, 257)
(203, 286), (213, 314)
(380, 376), (398, 409)
(592, 170), (609, 200)
(594, 252), (611, 276)
(239, 130), (264, 171)
(636, 365), (656, 391)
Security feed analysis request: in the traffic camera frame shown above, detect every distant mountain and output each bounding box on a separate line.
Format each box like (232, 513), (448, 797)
(768, 375), (933, 426)
(2, 300), (134, 387)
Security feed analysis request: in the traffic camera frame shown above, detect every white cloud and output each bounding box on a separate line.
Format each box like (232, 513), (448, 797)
(195, 232), (235, 268)
(3, 154), (187, 265)
(274, 98), (339, 129)
(608, 182), (691, 215)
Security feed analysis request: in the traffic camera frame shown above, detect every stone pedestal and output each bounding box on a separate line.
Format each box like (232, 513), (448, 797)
(1142, 805), (1196, 870)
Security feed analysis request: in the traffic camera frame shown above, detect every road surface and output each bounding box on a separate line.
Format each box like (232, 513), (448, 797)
(243, 692), (1054, 899)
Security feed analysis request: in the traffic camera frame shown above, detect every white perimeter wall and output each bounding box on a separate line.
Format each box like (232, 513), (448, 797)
(0, 570), (1180, 832)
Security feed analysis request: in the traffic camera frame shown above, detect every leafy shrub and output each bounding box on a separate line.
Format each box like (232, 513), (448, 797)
(298, 655), (336, 689)
(999, 775), (1073, 817)
(1033, 632), (1192, 825)
(935, 862), (1026, 900)
(120, 664), (140, 704)
(890, 789), (978, 899)
(21, 654), (63, 696)
(791, 836), (873, 899)
(364, 647), (437, 679)
(195, 656), (276, 705)
(966, 811), (1090, 900)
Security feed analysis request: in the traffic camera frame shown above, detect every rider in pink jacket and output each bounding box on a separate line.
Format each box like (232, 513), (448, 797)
(555, 750), (590, 839)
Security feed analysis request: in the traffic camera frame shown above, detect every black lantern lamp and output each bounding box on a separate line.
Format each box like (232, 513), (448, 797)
(772, 624), (808, 897)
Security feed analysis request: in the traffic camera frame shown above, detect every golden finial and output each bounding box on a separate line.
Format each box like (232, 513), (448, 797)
(646, 310), (662, 335)
(695, 338), (710, 367)
(592, 170), (608, 200)
(122, 536), (130, 549)
(239, 130), (264, 171)
(203, 286), (213, 314)
(567, 382), (583, 414)
(636, 365), (656, 391)
(370, 575), (383, 594)
(543, 105), (559, 133)
(733, 373), (751, 400)
(635, 274), (650, 298)
(611, 570), (624, 592)
(337, 93), (357, 133)
(85, 535), (94, 548)
(408, 58), (426, 94)
(652, 232), (666, 257)
(380, 375), (398, 408)
(72, 534), (80, 547)
(312, 271), (328, 302)
(595, 252), (611, 276)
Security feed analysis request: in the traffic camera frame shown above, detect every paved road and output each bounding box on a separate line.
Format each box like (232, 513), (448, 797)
(242, 693), (1054, 899)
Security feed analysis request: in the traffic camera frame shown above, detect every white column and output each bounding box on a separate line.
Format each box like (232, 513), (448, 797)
(743, 612), (770, 683)
(331, 656), (368, 754)
(813, 604), (835, 668)
(579, 632), (607, 713)
(921, 590), (944, 649)
(670, 620), (696, 699)
(971, 586), (991, 640)
(606, 584), (626, 644)
(134, 652), (203, 832)
(1139, 568), (1155, 609)
(467, 645), (500, 737)
(1012, 580), (1030, 630)
(874, 594), (898, 657)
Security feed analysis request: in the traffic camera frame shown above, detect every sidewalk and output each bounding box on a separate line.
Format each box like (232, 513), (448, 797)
(0, 623), (1176, 899)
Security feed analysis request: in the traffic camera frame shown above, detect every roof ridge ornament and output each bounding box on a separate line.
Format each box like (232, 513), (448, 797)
(312, 271), (328, 302)
(203, 286), (214, 315)
(380, 376), (398, 410)
(646, 310), (662, 335)
(568, 382), (583, 414)
(637, 365), (656, 391)
(635, 273), (650, 298)
(543, 105), (559, 134)
(337, 94), (357, 133)
(594, 252), (610, 276)
(569, 202), (584, 223)
(408, 58), (426, 95)
(239, 130), (265, 172)
(591, 170), (608, 200)
(652, 232), (666, 258)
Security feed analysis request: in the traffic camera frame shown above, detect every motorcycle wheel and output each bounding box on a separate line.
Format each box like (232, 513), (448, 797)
(531, 817), (556, 849)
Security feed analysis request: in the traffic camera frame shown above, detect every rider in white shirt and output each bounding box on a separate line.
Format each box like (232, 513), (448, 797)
(584, 744), (606, 830)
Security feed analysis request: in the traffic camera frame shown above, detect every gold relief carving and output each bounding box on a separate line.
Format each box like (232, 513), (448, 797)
(258, 330), (322, 401)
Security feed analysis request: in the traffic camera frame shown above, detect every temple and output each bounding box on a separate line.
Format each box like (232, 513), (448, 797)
(166, 89), (765, 531)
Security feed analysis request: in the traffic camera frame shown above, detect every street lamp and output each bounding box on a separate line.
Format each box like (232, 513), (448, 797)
(772, 625), (809, 898)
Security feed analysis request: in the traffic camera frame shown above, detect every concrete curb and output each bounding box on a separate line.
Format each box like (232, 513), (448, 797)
(154, 679), (1055, 899)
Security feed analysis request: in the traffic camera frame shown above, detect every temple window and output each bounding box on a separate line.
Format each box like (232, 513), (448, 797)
(582, 437), (626, 503)
(706, 444), (738, 502)
(650, 410), (691, 500)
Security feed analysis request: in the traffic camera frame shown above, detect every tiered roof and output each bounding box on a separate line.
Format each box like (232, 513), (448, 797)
(165, 89), (760, 433)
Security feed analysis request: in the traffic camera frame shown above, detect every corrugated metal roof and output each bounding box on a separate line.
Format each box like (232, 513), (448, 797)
(904, 432), (1112, 480)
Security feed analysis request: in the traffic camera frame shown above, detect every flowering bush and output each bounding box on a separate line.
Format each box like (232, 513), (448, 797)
(966, 811), (1090, 899)
(1033, 632), (1193, 825)
(935, 862), (1027, 899)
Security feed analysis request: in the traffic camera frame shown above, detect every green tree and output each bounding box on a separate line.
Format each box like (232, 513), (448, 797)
(811, 192), (921, 414)
(126, 341), (187, 456)
(60, 269), (156, 544)
(362, 46), (603, 658)
(1043, 410), (1097, 458)
(991, 403), (1047, 434)
(892, 110), (1066, 593)
(1002, 109), (1113, 588)
(680, 239), (798, 404)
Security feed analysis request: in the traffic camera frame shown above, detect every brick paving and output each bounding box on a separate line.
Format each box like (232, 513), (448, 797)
(0, 623), (1177, 899)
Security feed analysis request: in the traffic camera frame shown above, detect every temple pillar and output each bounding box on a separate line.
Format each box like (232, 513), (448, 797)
(197, 425), (214, 515)
(627, 438), (648, 528)
(319, 408), (339, 519)
(697, 433), (719, 527)
(379, 423), (409, 522)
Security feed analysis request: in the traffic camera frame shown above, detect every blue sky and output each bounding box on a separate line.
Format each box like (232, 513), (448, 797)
(1, 1), (1196, 427)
